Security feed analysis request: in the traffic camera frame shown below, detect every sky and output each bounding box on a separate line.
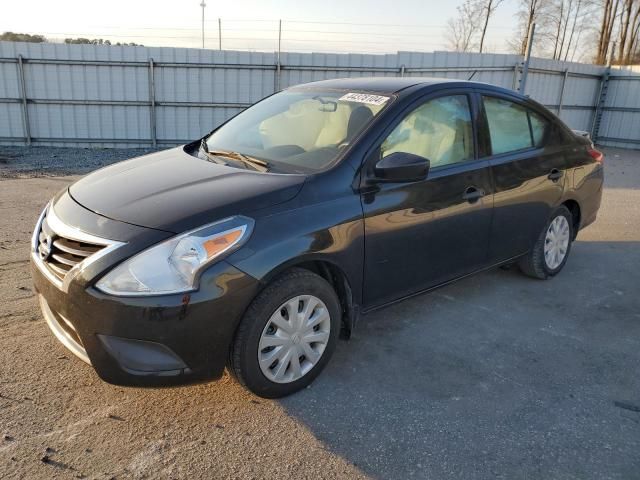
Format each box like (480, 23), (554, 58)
(2, 0), (520, 54)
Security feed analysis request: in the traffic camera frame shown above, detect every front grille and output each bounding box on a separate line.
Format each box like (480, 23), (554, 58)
(36, 211), (105, 282)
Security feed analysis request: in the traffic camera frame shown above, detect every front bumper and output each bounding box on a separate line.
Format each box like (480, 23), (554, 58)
(33, 257), (260, 386)
(31, 193), (260, 386)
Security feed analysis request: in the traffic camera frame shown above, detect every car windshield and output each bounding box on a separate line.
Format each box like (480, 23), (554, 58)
(203, 89), (391, 173)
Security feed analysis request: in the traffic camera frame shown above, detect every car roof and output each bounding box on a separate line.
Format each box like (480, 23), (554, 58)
(289, 77), (479, 95)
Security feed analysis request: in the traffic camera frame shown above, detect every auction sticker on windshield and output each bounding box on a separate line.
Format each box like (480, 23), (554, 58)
(339, 92), (390, 106)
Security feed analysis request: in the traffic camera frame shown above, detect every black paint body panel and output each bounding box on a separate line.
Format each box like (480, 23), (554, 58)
(32, 78), (604, 387)
(69, 147), (305, 233)
(33, 256), (259, 385)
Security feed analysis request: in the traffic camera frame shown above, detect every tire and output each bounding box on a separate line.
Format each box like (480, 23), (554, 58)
(518, 205), (574, 280)
(227, 268), (341, 398)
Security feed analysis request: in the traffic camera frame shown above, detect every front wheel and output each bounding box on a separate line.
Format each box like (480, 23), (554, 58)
(227, 268), (341, 398)
(518, 205), (574, 280)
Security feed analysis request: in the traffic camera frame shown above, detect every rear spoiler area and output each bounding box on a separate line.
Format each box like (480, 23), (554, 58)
(571, 130), (604, 163)
(572, 129), (591, 140)
(571, 129), (597, 148)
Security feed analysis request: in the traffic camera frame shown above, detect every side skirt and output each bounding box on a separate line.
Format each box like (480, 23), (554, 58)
(360, 253), (527, 316)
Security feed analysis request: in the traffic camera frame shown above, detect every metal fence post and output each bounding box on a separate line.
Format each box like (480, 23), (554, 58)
(590, 67), (611, 142)
(275, 19), (282, 92)
(518, 23), (535, 94)
(512, 62), (520, 91)
(275, 61), (281, 92)
(399, 65), (405, 77)
(200, 2), (206, 49)
(17, 55), (31, 146)
(148, 58), (157, 147)
(557, 68), (569, 116)
(591, 42), (616, 142)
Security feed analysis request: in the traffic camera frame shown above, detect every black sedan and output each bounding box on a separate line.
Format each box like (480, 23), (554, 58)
(31, 77), (604, 398)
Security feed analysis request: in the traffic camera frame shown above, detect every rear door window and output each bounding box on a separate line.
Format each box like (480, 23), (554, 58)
(528, 110), (548, 146)
(482, 96), (549, 155)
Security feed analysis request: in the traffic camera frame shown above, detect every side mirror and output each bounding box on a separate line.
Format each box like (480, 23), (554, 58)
(374, 152), (430, 183)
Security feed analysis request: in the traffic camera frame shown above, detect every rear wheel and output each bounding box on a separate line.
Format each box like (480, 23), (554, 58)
(518, 205), (573, 280)
(228, 268), (341, 398)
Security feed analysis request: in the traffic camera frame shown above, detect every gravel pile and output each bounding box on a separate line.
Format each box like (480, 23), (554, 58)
(0, 146), (164, 179)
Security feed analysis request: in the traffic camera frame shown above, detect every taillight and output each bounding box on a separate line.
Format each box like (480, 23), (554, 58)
(587, 146), (604, 163)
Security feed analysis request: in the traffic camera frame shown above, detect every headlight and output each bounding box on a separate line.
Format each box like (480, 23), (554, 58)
(96, 216), (253, 296)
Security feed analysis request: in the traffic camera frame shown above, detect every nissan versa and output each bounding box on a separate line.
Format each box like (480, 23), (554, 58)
(31, 78), (604, 398)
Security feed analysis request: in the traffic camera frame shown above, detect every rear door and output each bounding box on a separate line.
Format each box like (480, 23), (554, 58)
(360, 91), (494, 308)
(478, 92), (566, 262)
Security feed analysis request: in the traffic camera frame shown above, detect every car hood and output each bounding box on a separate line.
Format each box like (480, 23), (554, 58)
(68, 147), (305, 233)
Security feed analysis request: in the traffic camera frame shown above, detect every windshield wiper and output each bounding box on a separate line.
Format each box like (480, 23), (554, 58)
(207, 149), (269, 172)
(199, 139), (230, 166)
(199, 139), (269, 172)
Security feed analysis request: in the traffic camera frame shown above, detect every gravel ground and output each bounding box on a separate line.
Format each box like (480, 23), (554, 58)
(0, 146), (639, 479)
(0, 147), (161, 179)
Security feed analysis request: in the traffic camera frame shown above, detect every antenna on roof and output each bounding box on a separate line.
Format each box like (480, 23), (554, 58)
(467, 70), (478, 81)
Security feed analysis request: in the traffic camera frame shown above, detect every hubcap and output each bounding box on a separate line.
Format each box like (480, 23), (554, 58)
(258, 295), (331, 384)
(544, 215), (570, 270)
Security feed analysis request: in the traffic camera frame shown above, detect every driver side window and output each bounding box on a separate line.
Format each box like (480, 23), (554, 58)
(381, 95), (474, 168)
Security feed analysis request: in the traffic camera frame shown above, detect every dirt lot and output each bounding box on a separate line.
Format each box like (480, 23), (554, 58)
(1, 147), (639, 479)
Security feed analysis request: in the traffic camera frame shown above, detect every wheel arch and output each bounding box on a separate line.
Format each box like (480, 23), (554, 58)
(561, 198), (581, 239)
(259, 256), (359, 339)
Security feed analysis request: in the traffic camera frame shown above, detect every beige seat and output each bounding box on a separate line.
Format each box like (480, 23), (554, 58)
(382, 98), (472, 167)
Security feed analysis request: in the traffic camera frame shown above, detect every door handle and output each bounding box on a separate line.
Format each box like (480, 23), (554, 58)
(548, 168), (563, 181)
(462, 186), (485, 203)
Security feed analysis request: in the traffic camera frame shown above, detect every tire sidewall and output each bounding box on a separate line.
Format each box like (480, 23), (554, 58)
(236, 272), (341, 398)
(541, 206), (574, 277)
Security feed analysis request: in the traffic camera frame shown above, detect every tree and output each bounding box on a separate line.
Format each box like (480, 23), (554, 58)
(596, 0), (621, 63)
(617, 0), (640, 63)
(591, 0), (640, 65)
(549, 0), (588, 61)
(64, 38), (143, 47)
(446, 0), (504, 53)
(65, 38), (110, 45)
(629, 15), (640, 63)
(478, 0), (506, 53)
(562, 0), (583, 61)
(446, 0), (482, 51)
(0, 32), (142, 47)
(0, 32), (47, 43)
(551, 0), (568, 59)
(565, 0), (598, 62)
(515, 0), (595, 62)
(513, 0), (549, 55)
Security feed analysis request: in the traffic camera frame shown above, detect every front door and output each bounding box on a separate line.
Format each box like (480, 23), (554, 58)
(361, 93), (494, 309)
